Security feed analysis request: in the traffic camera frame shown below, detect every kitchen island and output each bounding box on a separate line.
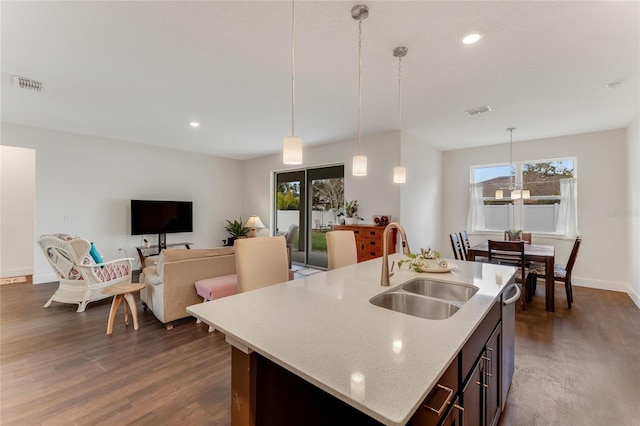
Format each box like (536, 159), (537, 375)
(187, 254), (518, 425)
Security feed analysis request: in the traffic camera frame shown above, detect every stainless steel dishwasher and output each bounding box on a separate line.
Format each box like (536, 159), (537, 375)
(501, 282), (520, 410)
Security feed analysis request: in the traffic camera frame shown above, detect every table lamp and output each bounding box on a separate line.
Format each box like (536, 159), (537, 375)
(244, 215), (265, 238)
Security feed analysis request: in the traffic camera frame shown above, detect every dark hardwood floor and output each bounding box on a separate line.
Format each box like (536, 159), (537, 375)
(0, 282), (231, 425)
(499, 283), (640, 425)
(1, 281), (639, 425)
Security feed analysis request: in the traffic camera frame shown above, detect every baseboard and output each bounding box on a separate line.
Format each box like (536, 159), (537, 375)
(628, 288), (640, 309)
(533, 276), (639, 308)
(1, 267), (34, 278)
(572, 276), (630, 293)
(33, 273), (58, 284)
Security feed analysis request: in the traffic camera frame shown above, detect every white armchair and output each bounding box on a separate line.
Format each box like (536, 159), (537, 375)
(38, 234), (133, 312)
(278, 224), (298, 268)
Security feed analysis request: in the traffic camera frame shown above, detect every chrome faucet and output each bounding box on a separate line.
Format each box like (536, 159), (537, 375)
(381, 222), (411, 286)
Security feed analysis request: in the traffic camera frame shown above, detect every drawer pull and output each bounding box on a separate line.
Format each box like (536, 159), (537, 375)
(482, 355), (492, 377)
(486, 347), (494, 376)
(476, 380), (489, 389)
(424, 384), (454, 416)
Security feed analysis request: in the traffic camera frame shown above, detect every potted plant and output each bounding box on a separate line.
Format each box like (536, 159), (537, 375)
(225, 217), (249, 245)
(398, 247), (446, 271)
(344, 200), (359, 225)
(505, 229), (523, 241)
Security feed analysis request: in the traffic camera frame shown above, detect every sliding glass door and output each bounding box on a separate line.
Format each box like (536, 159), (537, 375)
(275, 170), (305, 265)
(275, 165), (344, 269)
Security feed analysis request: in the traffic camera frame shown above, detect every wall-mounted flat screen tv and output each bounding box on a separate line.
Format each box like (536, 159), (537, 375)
(131, 200), (193, 236)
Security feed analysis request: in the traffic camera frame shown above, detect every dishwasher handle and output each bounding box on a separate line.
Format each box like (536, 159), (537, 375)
(503, 283), (521, 306)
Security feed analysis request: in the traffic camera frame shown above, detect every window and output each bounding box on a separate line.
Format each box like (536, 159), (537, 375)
(469, 159), (577, 236)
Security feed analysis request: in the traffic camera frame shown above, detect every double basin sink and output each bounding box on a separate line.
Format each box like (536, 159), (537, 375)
(370, 278), (479, 320)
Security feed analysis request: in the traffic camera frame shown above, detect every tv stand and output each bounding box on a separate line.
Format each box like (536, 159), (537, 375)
(136, 241), (193, 269)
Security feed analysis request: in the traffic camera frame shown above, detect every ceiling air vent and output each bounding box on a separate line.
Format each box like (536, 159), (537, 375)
(13, 75), (43, 92)
(465, 105), (491, 116)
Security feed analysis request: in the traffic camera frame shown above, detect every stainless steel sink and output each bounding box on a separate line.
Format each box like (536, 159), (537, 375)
(370, 292), (460, 320)
(402, 279), (478, 303)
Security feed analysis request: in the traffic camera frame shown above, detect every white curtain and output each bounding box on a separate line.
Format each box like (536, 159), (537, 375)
(556, 178), (579, 237)
(467, 183), (487, 232)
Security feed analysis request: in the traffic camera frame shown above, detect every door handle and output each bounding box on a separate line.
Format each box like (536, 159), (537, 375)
(503, 283), (521, 306)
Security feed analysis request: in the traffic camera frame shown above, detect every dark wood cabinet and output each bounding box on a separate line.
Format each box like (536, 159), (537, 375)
(410, 299), (505, 426)
(485, 326), (501, 426)
(228, 299), (508, 426)
(440, 397), (462, 426)
(332, 225), (396, 262)
(461, 357), (484, 426)
(409, 357), (458, 426)
(459, 301), (502, 426)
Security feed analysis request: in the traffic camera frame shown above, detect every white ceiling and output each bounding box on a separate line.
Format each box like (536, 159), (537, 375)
(1, 1), (638, 160)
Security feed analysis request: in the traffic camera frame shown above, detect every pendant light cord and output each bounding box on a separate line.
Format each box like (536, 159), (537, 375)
(397, 54), (403, 164)
(291, 0), (296, 137)
(357, 19), (362, 155)
(508, 127), (515, 189)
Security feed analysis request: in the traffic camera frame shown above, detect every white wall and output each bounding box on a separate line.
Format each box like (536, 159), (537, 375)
(242, 131), (403, 237)
(0, 145), (35, 278)
(1, 123), (243, 283)
(400, 132), (443, 252)
(442, 129), (629, 292)
(627, 114), (640, 306)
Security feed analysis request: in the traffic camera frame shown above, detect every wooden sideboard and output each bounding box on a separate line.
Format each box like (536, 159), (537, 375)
(332, 224), (396, 262)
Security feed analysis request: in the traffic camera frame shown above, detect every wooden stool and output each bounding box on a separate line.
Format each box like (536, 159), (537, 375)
(103, 283), (145, 335)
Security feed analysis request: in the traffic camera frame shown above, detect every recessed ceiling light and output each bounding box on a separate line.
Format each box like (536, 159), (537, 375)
(189, 121), (200, 127)
(462, 32), (484, 45)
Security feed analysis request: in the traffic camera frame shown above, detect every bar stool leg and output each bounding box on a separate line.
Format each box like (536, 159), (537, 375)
(107, 294), (124, 335)
(123, 298), (130, 326)
(123, 292), (140, 330)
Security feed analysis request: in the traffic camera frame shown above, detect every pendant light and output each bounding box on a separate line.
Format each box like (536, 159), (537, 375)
(283, 0), (302, 165)
(393, 46), (408, 184)
(351, 4), (369, 177)
(495, 127), (530, 200)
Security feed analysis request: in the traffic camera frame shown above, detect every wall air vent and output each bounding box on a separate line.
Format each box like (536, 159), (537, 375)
(12, 75), (43, 92)
(465, 105), (491, 116)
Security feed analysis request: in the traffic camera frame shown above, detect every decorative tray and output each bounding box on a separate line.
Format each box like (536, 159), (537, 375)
(416, 263), (457, 273)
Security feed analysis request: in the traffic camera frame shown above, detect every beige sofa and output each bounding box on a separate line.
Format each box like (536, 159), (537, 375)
(139, 247), (235, 329)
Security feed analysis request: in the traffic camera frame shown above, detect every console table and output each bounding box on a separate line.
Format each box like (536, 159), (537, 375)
(135, 242), (192, 269)
(331, 225), (396, 262)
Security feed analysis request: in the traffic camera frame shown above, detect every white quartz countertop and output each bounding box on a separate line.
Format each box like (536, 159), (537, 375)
(187, 254), (517, 425)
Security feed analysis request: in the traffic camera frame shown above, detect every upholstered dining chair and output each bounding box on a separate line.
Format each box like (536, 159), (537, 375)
(326, 230), (358, 270)
(449, 233), (465, 261)
(527, 237), (582, 309)
(235, 236), (290, 293)
(488, 240), (529, 310)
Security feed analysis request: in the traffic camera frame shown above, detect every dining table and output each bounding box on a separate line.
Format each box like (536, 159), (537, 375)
(467, 241), (556, 312)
